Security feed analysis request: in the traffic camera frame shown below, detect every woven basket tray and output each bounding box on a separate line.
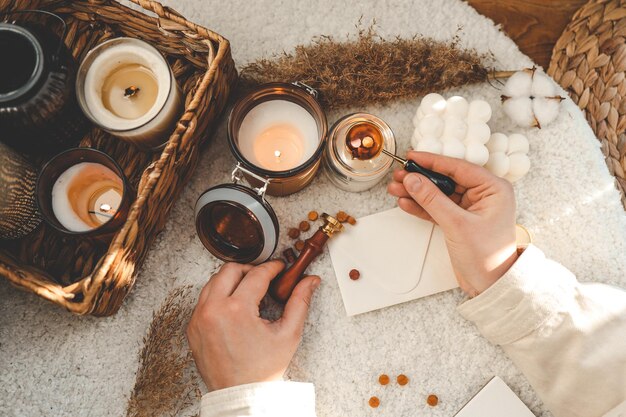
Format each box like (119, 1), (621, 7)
(548, 0), (626, 209)
(0, 0), (237, 316)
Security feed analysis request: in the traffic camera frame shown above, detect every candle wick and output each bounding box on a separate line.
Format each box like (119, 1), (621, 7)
(88, 210), (114, 219)
(124, 86), (140, 98)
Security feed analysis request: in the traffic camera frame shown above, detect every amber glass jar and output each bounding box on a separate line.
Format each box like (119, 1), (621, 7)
(227, 82), (328, 196)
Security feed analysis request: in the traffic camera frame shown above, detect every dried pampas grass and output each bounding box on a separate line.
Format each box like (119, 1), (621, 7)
(240, 26), (493, 109)
(127, 286), (200, 417)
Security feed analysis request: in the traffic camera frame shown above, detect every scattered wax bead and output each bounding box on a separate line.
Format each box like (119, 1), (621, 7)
(288, 228), (300, 239)
(295, 240), (305, 251)
(347, 216), (357, 225)
(349, 269), (360, 280)
(283, 248), (296, 263)
(368, 396), (380, 408)
(397, 374), (409, 386)
(378, 374), (390, 385)
(299, 221), (310, 232)
(336, 211), (349, 222)
(308, 211), (319, 221)
(427, 394), (439, 407)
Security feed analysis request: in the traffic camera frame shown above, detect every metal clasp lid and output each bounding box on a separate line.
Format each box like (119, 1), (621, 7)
(231, 163), (271, 198)
(292, 81), (318, 99)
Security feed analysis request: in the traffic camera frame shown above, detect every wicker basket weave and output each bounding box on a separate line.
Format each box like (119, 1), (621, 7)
(548, 0), (626, 209)
(0, 0), (237, 316)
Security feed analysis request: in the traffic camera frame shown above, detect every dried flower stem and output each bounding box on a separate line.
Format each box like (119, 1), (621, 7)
(240, 27), (512, 109)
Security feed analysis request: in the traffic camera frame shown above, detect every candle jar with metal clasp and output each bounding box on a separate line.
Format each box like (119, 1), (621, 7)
(195, 163), (280, 264)
(323, 112), (397, 192)
(227, 82), (328, 197)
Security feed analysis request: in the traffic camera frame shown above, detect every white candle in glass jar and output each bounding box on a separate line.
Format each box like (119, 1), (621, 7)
(77, 37), (183, 150)
(237, 100), (319, 171)
(51, 162), (124, 232)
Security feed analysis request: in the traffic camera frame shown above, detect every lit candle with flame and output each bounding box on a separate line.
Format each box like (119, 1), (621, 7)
(237, 100), (318, 171)
(51, 162), (124, 232)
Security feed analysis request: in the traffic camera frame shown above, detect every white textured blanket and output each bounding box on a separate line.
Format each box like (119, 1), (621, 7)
(2, 1), (626, 416)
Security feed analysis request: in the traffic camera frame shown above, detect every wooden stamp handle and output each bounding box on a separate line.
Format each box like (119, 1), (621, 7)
(269, 228), (329, 303)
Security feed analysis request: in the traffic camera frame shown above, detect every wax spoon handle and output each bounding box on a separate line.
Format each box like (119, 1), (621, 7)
(404, 160), (456, 196)
(381, 150), (456, 196)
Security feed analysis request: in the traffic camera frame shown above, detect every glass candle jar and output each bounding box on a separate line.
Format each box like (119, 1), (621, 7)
(76, 37), (183, 151)
(195, 163), (279, 264)
(323, 113), (396, 192)
(227, 82), (328, 196)
(36, 148), (134, 237)
(0, 12), (88, 154)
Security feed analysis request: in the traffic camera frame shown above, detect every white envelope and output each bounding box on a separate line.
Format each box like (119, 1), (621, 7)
(328, 207), (458, 316)
(455, 376), (536, 417)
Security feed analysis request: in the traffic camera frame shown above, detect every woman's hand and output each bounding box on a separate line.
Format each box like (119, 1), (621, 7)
(388, 151), (518, 296)
(186, 260), (320, 391)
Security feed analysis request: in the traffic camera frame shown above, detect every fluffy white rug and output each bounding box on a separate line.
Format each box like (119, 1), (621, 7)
(2, 1), (626, 416)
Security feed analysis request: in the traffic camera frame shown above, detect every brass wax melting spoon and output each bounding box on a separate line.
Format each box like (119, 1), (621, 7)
(269, 213), (343, 304)
(346, 123), (456, 196)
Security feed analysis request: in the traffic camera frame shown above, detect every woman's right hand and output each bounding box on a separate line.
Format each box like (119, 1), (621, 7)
(387, 151), (519, 297)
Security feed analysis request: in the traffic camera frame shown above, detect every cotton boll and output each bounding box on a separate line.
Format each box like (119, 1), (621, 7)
(503, 97), (537, 127)
(442, 138), (466, 159)
(467, 100), (492, 123)
(507, 133), (529, 155)
(418, 114), (444, 138)
(441, 116), (467, 141)
(465, 143), (489, 166)
(445, 96), (469, 118)
(465, 122), (491, 144)
(415, 137), (443, 154)
(420, 93), (447, 116)
(485, 152), (510, 177)
(486, 133), (509, 153)
(507, 153), (531, 178)
(533, 97), (560, 128)
(531, 71), (556, 97)
(503, 70), (533, 97)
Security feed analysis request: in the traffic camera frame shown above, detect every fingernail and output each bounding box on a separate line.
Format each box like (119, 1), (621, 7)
(404, 174), (422, 192)
(311, 278), (321, 290)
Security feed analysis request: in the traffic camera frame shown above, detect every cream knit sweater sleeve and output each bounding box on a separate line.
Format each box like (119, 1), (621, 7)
(200, 244), (626, 417)
(458, 244), (626, 417)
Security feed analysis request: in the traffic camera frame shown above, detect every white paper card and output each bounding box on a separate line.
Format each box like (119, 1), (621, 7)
(455, 376), (535, 417)
(327, 207), (458, 316)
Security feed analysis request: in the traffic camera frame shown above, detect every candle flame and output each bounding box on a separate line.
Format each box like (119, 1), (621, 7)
(100, 203), (112, 213)
(274, 150), (281, 158)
